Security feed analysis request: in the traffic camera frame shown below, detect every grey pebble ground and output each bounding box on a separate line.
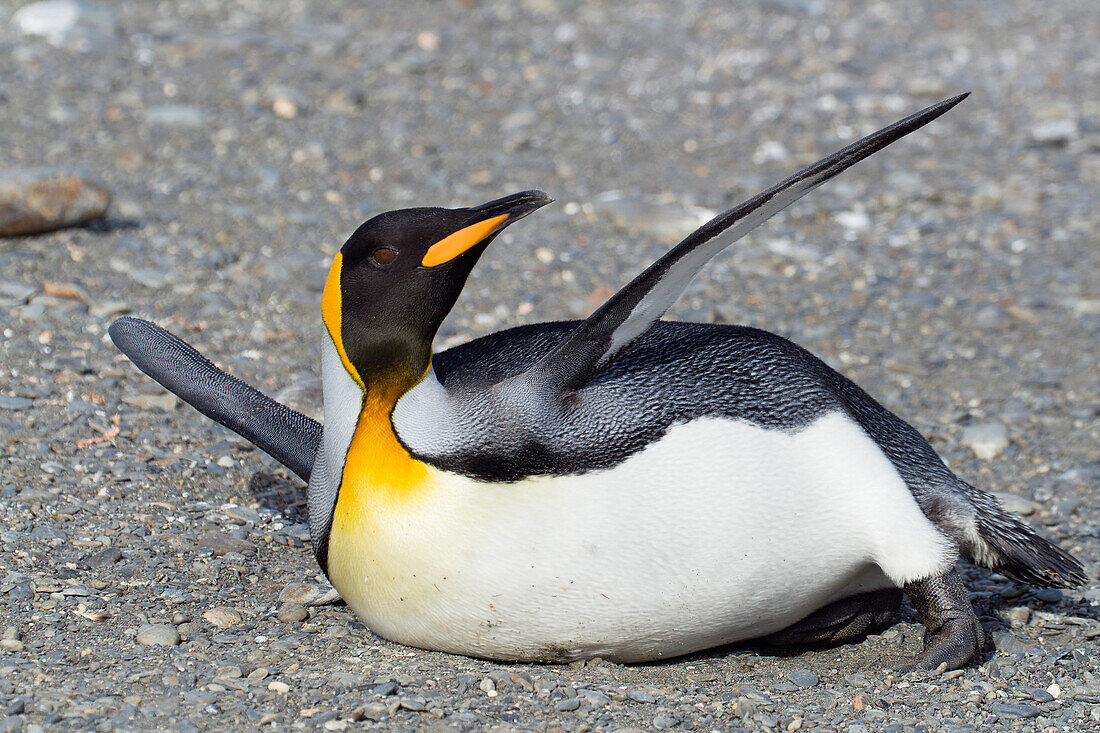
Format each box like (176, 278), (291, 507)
(1, 0), (1099, 731)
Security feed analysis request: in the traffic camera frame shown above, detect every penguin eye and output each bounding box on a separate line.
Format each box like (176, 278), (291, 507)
(371, 247), (398, 266)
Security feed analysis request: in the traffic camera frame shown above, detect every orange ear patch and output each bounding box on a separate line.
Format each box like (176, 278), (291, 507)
(421, 214), (509, 267)
(321, 252), (364, 388)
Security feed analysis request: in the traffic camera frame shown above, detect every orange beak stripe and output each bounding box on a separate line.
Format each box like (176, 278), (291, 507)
(421, 214), (510, 267)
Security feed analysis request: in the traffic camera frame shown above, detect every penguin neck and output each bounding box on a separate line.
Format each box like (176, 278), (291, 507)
(338, 353), (434, 507)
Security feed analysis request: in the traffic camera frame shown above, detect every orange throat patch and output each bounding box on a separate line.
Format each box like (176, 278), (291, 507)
(334, 377), (432, 521)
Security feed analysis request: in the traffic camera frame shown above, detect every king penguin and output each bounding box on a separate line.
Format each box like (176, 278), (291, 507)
(109, 93), (1086, 671)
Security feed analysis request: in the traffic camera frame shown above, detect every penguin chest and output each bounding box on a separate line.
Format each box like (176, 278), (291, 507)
(325, 411), (954, 663)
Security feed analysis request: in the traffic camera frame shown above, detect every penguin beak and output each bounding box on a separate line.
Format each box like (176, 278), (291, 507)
(421, 190), (554, 267)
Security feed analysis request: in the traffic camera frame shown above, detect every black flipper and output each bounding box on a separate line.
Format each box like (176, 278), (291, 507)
(528, 94), (969, 394)
(894, 568), (984, 672)
(765, 588), (902, 646)
(108, 316), (321, 482)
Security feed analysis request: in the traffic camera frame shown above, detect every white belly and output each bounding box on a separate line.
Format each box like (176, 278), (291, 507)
(328, 412), (954, 663)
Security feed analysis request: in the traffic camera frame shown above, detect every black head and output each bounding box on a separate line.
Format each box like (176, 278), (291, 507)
(322, 190), (553, 386)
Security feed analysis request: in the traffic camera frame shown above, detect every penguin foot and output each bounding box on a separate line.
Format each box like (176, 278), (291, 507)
(891, 568), (984, 672)
(765, 589), (902, 646)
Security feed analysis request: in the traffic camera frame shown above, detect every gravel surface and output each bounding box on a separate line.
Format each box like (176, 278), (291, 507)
(2, 0), (1098, 730)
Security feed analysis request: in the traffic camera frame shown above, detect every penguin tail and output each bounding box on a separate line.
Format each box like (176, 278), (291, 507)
(958, 480), (1087, 589)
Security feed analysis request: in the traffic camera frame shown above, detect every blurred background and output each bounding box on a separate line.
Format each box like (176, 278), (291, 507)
(1, 0), (1098, 730)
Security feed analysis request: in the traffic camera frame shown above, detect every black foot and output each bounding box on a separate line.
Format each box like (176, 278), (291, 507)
(892, 568), (983, 673)
(765, 588), (902, 646)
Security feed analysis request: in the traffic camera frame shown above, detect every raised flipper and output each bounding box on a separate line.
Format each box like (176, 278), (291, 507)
(525, 94), (969, 394)
(893, 568), (984, 672)
(765, 588), (902, 647)
(108, 316), (321, 482)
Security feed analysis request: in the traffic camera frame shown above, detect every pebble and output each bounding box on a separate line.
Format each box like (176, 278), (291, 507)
(10, 0), (116, 52)
(267, 680), (290, 694)
(203, 607), (242, 628)
(136, 624), (180, 647)
(991, 702), (1041, 718)
(0, 397), (34, 411)
(961, 421), (1009, 461)
(0, 168), (110, 237)
(1030, 118), (1077, 145)
(222, 504), (261, 524)
(279, 581), (341, 606)
(993, 492), (1037, 516)
(1004, 606), (1031, 626)
(197, 532), (256, 556)
(277, 602), (309, 623)
(787, 669), (820, 688)
(993, 631), (1042, 657)
(590, 191), (716, 243)
(145, 105), (206, 128)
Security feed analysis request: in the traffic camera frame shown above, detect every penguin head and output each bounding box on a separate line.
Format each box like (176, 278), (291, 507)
(322, 190), (553, 387)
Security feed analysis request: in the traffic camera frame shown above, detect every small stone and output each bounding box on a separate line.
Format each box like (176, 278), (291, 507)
(272, 97), (298, 119)
(1024, 686), (1054, 703)
(267, 680), (290, 693)
(277, 602), (308, 623)
(1004, 606), (1031, 626)
(652, 713), (677, 730)
(397, 697), (427, 712)
(590, 191), (716, 243)
(323, 721), (346, 732)
(222, 505), (261, 524)
(993, 492), (1037, 516)
(248, 667), (269, 680)
(122, 393), (178, 412)
(478, 677), (497, 697)
(203, 607), (242, 628)
(993, 631), (1041, 657)
(355, 702), (387, 721)
(627, 689), (657, 703)
(554, 697), (581, 711)
(1030, 118), (1077, 146)
(197, 532), (256, 556)
(90, 546), (122, 566)
(371, 681), (398, 697)
(171, 612), (190, 625)
(0, 168), (110, 236)
(961, 422), (1009, 461)
(136, 623), (180, 647)
(279, 581), (340, 606)
(0, 640), (23, 652)
(991, 702), (1041, 718)
(834, 209), (871, 232)
(10, 0), (116, 52)
(0, 397), (33, 411)
(1035, 588), (1062, 603)
(146, 105), (205, 128)
(787, 669), (819, 688)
